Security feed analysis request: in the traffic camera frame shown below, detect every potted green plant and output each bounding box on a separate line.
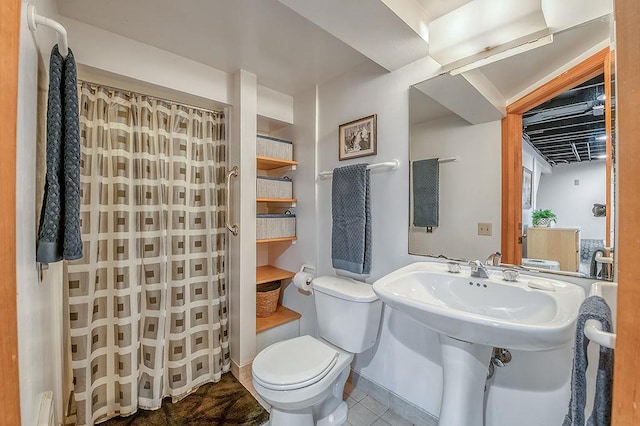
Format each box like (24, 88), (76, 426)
(532, 209), (557, 227)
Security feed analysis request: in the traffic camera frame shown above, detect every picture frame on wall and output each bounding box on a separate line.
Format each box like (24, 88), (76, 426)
(522, 167), (533, 209)
(338, 114), (377, 161)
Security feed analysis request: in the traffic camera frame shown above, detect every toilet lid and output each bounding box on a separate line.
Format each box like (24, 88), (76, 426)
(253, 335), (339, 391)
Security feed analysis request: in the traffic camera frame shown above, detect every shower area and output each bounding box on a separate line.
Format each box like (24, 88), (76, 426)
(63, 81), (232, 424)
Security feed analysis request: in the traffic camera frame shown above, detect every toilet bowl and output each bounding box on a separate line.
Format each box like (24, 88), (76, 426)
(252, 276), (383, 426)
(253, 336), (353, 425)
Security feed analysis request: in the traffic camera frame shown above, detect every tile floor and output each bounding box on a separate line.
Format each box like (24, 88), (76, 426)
(343, 385), (414, 426)
(245, 378), (415, 426)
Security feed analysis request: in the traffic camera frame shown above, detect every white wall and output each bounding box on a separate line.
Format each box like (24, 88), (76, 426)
(17, 0), (65, 423)
(537, 161), (607, 240)
(272, 86), (320, 338)
(316, 58), (573, 425)
(409, 114), (502, 260)
(522, 141), (552, 232)
(316, 57), (450, 415)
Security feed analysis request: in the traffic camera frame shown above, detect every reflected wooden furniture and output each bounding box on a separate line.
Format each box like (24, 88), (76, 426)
(526, 227), (580, 272)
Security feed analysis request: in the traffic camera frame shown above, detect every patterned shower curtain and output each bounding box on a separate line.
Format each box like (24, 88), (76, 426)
(66, 82), (230, 425)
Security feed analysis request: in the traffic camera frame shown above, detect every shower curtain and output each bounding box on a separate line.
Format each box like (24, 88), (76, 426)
(65, 82), (229, 425)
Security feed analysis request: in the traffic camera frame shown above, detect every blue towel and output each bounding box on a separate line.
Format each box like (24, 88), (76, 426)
(331, 164), (371, 275)
(36, 45), (83, 263)
(563, 296), (614, 426)
(412, 158), (439, 227)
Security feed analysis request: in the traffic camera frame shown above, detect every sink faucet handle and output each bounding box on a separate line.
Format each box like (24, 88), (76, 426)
(485, 252), (502, 266)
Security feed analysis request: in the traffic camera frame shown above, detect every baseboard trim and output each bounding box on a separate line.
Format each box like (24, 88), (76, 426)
(349, 370), (438, 426)
(230, 359), (253, 384)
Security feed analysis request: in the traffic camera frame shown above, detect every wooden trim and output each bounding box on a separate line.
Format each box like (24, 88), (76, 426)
(612, 0), (640, 423)
(604, 50), (613, 248)
(502, 49), (608, 267)
(507, 48), (608, 114)
(0, 0), (22, 424)
(501, 114), (523, 265)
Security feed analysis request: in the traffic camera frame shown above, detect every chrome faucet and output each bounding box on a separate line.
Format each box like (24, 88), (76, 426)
(469, 260), (490, 278)
(485, 251), (502, 266)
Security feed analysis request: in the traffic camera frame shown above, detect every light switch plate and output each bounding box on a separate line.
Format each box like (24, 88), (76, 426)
(478, 222), (492, 236)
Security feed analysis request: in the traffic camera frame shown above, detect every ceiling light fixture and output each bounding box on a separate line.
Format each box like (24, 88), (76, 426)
(596, 135), (607, 141)
(448, 34), (554, 76)
(595, 154), (607, 159)
(597, 94), (606, 101)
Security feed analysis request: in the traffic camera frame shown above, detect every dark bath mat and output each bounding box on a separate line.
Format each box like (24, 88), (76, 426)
(101, 373), (269, 426)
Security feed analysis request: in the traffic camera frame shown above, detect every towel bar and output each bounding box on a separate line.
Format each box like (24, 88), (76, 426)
(584, 281), (617, 349)
(584, 319), (616, 349)
(318, 159), (400, 179)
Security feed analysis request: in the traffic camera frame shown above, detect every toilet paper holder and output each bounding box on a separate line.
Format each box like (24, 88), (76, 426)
(293, 264), (316, 293)
(298, 264), (316, 274)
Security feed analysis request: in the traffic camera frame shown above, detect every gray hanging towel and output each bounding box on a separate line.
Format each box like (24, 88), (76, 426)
(36, 45), (83, 263)
(563, 296), (614, 426)
(412, 158), (439, 227)
(331, 164), (371, 275)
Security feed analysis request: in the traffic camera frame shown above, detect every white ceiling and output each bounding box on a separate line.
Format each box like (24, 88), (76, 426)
(56, 0), (612, 101)
(479, 17), (611, 101)
(415, 0), (473, 20)
(56, 0), (372, 95)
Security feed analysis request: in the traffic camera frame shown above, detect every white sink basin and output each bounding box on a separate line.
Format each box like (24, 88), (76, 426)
(373, 262), (585, 351)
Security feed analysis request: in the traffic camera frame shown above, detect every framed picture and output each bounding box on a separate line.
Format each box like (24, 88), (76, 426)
(338, 114), (377, 161)
(522, 167), (533, 209)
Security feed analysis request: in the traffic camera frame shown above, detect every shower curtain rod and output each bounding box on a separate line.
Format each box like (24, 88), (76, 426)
(27, 4), (69, 58)
(78, 80), (226, 115)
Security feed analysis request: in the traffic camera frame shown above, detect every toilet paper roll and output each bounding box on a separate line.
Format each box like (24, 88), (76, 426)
(293, 271), (313, 291)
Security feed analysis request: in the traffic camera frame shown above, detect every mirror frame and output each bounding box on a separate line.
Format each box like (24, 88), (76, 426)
(501, 48), (613, 266)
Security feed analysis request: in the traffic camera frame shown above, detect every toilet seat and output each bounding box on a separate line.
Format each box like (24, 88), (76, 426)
(253, 335), (339, 391)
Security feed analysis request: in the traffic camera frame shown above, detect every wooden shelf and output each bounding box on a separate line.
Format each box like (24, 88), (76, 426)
(257, 156), (298, 170)
(256, 305), (302, 333)
(257, 236), (297, 244)
(256, 265), (295, 284)
(257, 197), (297, 203)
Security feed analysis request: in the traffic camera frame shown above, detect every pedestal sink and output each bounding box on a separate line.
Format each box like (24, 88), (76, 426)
(372, 262), (584, 426)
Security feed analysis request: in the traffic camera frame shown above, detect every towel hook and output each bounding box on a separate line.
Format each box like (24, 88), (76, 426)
(27, 4), (69, 58)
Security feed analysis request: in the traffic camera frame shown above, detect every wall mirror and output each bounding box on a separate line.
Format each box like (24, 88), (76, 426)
(409, 15), (615, 281)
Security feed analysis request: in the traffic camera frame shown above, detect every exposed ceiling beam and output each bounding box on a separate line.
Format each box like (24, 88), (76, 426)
(277, 0), (430, 71)
(413, 70), (505, 125)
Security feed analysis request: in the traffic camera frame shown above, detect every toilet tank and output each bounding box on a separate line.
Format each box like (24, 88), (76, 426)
(312, 276), (383, 353)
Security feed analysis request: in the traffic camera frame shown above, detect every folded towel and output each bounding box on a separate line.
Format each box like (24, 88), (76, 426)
(37, 45), (83, 263)
(331, 164), (371, 275)
(412, 158), (439, 227)
(563, 296), (614, 426)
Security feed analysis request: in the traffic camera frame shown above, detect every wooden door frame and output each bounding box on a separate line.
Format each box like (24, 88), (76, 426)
(501, 48), (610, 264)
(0, 0), (22, 424)
(612, 0), (640, 423)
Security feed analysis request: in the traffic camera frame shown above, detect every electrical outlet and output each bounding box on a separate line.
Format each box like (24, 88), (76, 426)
(478, 222), (492, 236)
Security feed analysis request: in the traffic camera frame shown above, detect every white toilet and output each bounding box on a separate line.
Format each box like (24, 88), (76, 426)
(252, 276), (383, 425)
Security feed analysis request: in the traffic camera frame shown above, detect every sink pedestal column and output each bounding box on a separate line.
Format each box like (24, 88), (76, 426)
(438, 335), (493, 426)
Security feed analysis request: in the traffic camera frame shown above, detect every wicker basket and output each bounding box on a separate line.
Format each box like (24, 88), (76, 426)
(256, 281), (281, 318)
